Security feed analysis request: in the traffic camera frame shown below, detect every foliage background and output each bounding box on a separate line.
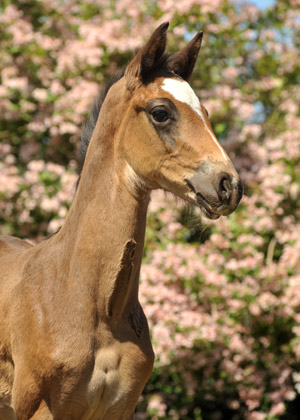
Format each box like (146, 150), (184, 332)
(0, 0), (299, 419)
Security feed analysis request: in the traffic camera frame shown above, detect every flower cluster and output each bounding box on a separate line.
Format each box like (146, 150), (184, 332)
(0, 143), (77, 238)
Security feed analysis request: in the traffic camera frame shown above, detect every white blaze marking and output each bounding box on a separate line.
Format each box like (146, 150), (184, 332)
(161, 78), (228, 160)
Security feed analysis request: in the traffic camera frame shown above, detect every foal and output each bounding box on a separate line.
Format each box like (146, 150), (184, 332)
(0, 23), (242, 420)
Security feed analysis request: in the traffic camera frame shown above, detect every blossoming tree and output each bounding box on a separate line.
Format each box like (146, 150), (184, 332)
(0, 0), (300, 419)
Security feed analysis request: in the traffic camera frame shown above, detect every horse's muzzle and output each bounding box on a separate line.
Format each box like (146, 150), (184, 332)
(185, 162), (243, 219)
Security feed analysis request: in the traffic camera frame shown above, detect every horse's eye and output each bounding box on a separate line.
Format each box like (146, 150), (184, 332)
(151, 107), (170, 123)
(204, 107), (209, 117)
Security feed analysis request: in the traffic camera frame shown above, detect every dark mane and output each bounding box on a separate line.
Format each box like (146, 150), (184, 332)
(78, 69), (125, 174)
(78, 53), (174, 175)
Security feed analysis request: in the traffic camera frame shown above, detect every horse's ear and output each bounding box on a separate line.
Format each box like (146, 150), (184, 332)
(125, 22), (169, 89)
(167, 32), (203, 81)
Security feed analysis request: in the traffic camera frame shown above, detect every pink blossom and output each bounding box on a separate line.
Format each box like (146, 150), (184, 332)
(147, 394), (167, 417)
(269, 402), (285, 416)
(32, 88), (48, 102)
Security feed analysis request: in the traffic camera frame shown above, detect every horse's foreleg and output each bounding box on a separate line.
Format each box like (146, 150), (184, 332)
(0, 406), (17, 420)
(12, 370), (43, 420)
(30, 401), (53, 420)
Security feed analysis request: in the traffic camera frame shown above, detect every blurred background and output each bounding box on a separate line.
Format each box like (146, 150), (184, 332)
(0, 0), (299, 418)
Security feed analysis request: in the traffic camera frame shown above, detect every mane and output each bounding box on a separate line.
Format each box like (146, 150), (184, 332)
(77, 69), (125, 174)
(77, 53), (173, 175)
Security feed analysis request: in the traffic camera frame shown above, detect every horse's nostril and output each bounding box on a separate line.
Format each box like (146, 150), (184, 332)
(218, 174), (233, 203)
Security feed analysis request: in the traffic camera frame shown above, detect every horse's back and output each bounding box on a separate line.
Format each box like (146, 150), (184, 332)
(0, 236), (33, 307)
(0, 236), (33, 282)
(0, 236), (33, 416)
(0, 235), (33, 330)
(0, 236), (33, 254)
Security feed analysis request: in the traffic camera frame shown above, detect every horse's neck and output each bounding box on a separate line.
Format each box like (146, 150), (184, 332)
(50, 146), (149, 319)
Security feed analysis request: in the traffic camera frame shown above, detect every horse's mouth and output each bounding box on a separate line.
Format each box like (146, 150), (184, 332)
(184, 178), (221, 220)
(195, 192), (221, 220)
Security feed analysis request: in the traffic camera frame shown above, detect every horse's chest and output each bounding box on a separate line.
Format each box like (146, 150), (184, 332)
(79, 343), (153, 420)
(83, 348), (124, 418)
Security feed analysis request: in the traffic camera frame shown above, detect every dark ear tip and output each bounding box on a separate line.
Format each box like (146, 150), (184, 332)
(194, 31), (203, 43)
(157, 21), (170, 32)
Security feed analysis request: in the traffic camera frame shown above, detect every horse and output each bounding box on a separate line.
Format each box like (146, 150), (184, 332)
(0, 23), (243, 420)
